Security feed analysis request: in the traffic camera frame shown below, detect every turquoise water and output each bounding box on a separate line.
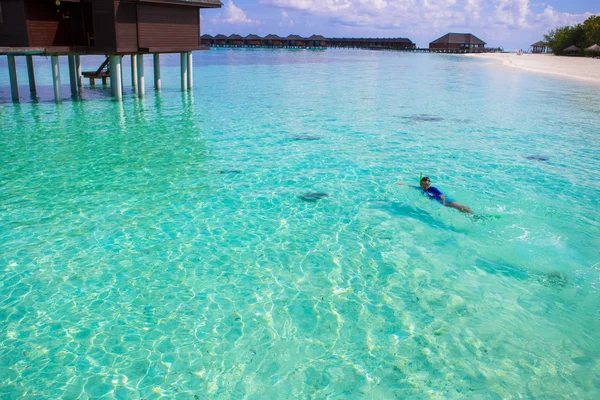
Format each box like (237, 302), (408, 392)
(1, 49), (599, 398)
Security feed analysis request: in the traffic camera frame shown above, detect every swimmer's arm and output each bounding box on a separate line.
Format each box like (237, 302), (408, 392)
(396, 182), (419, 189)
(439, 194), (447, 205)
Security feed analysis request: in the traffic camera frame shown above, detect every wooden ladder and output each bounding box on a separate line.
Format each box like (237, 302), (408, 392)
(82, 57), (110, 86)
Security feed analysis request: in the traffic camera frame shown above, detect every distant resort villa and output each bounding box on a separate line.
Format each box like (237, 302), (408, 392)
(428, 33), (486, 51)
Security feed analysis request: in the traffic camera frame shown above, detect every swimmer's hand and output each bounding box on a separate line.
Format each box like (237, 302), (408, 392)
(396, 182), (405, 186)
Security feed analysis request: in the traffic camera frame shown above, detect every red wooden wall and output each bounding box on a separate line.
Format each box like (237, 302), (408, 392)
(137, 3), (199, 50)
(115, 0), (137, 53)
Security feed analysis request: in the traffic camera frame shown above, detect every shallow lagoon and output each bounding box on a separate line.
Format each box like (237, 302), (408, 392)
(1, 49), (599, 398)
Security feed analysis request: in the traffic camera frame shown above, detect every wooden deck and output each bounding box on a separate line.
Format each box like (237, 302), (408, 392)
(0, 46), (209, 56)
(82, 57), (110, 86)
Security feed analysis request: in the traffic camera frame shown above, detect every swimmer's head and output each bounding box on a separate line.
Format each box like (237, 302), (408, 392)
(420, 176), (431, 190)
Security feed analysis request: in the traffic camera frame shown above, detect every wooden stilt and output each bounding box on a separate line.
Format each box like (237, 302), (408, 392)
(137, 54), (145, 97)
(68, 55), (78, 96)
(7, 55), (19, 102)
(109, 55), (122, 100)
(131, 54), (137, 89)
(75, 55), (82, 89)
(51, 55), (62, 104)
(120, 56), (125, 95)
(180, 52), (188, 91)
(26, 55), (36, 96)
(187, 51), (193, 91)
(153, 54), (161, 91)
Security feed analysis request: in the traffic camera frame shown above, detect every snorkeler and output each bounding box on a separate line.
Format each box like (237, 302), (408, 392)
(397, 176), (473, 214)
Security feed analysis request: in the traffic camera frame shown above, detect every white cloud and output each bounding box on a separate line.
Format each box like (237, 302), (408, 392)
(492, 0), (530, 28)
(279, 10), (295, 27)
(258, 0), (598, 46)
(259, 0), (469, 30)
(533, 6), (595, 28)
(221, 0), (260, 25)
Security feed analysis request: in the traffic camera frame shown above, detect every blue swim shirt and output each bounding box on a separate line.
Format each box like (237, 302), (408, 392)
(411, 186), (443, 201)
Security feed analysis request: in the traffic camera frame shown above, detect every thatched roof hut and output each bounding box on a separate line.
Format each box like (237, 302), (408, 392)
(585, 44), (600, 52)
(563, 45), (580, 55)
(531, 41), (550, 53)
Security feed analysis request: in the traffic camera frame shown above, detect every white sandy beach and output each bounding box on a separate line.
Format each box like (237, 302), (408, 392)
(466, 53), (600, 84)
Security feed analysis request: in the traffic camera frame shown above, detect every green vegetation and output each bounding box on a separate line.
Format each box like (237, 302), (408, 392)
(544, 15), (600, 55)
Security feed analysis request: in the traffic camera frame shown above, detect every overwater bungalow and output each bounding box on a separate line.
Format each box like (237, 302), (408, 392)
(199, 33), (426, 51)
(264, 34), (284, 47)
(0, 0), (223, 102)
(327, 37), (414, 49)
(0, 0), (222, 52)
(429, 33), (486, 51)
(227, 34), (244, 47)
(214, 34), (228, 46)
(201, 34), (215, 46)
(245, 34), (263, 47)
(378, 38), (414, 49)
(307, 35), (327, 47)
(285, 35), (307, 47)
(326, 38), (357, 47)
(530, 41), (551, 53)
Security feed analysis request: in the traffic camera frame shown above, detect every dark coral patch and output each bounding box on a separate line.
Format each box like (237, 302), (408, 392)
(537, 272), (568, 289)
(299, 192), (329, 202)
(292, 135), (321, 141)
(524, 155), (549, 161)
(402, 114), (444, 122)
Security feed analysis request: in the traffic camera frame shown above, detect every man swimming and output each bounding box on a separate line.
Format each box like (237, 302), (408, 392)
(397, 176), (473, 214)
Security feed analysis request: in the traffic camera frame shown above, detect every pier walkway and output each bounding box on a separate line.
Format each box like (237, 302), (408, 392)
(203, 44), (503, 53)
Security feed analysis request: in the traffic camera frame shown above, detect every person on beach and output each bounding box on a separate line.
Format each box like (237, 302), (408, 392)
(397, 176), (473, 214)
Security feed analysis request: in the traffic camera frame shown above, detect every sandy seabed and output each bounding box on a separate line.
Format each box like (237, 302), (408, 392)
(465, 53), (600, 84)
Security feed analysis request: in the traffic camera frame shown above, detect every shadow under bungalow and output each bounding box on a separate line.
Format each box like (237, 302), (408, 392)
(0, 0), (223, 103)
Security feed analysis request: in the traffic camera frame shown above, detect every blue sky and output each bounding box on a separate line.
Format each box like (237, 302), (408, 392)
(200, 0), (599, 49)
